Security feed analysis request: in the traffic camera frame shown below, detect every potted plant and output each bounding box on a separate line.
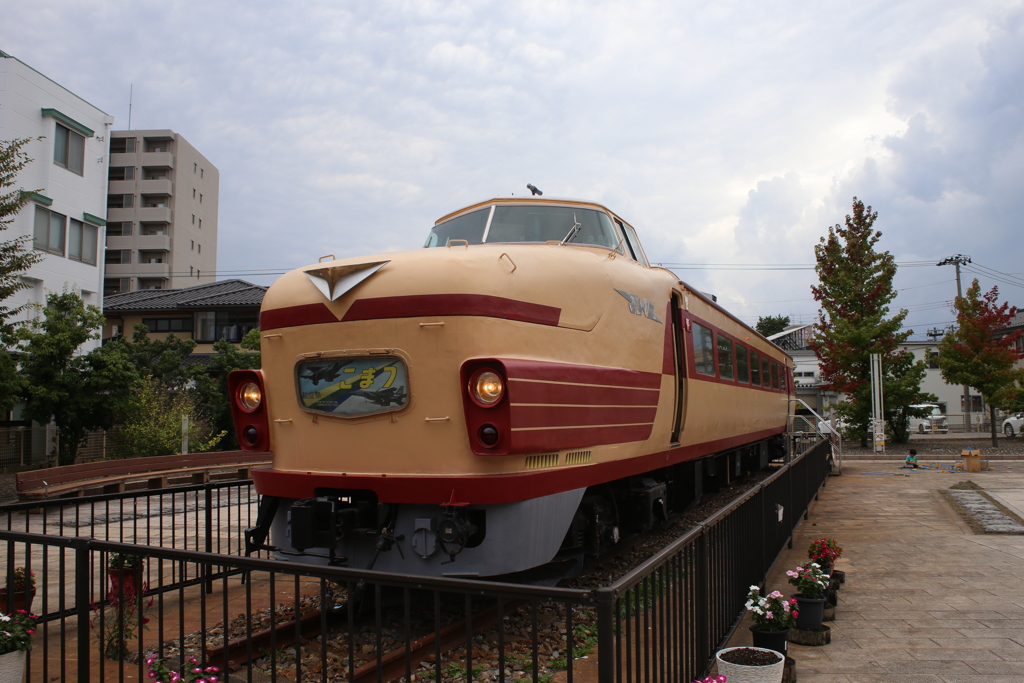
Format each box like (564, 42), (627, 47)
(0, 609), (37, 679)
(716, 645), (784, 683)
(807, 538), (842, 573)
(744, 586), (797, 657)
(786, 563), (830, 630)
(107, 553), (145, 596)
(90, 587), (152, 661)
(0, 567), (35, 613)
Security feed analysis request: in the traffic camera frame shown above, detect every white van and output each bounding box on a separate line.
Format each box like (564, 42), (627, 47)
(908, 404), (948, 434)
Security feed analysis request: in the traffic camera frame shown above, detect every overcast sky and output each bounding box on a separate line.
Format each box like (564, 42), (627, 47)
(3, 0), (1023, 338)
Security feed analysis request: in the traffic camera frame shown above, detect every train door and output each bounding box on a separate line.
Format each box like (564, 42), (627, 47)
(670, 291), (686, 443)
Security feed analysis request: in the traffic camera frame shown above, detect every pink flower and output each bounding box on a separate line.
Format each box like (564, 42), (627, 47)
(789, 598), (798, 605)
(792, 610), (799, 618)
(766, 612), (774, 619)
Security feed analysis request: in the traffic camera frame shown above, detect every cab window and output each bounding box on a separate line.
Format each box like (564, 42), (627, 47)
(424, 207), (489, 247)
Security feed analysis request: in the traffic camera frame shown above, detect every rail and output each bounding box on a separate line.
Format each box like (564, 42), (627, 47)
(0, 441), (832, 682)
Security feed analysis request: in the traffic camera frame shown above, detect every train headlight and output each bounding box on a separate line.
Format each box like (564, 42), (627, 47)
(469, 369), (504, 407)
(238, 381), (263, 412)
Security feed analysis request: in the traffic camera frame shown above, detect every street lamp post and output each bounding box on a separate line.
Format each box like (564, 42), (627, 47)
(937, 254), (972, 433)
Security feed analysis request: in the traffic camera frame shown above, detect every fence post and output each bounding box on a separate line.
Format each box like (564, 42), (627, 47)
(595, 588), (616, 683)
(696, 527), (710, 672)
(204, 484), (214, 593)
(74, 538), (91, 682)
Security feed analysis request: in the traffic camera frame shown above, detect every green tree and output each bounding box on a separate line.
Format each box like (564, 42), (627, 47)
(809, 198), (932, 445)
(0, 136), (45, 414)
(118, 378), (225, 458)
(16, 290), (142, 464)
(936, 280), (1024, 447)
(191, 328), (261, 450)
(116, 324), (198, 388)
(755, 315), (791, 338)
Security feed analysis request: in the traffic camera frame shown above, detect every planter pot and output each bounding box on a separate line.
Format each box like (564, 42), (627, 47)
(0, 649), (26, 683)
(749, 626), (789, 657)
(0, 588), (35, 614)
(792, 593), (827, 630)
(716, 646), (784, 683)
(107, 567), (144, 598)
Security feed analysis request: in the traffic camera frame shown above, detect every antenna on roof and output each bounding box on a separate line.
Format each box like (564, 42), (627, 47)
(526, 183), (543, 196)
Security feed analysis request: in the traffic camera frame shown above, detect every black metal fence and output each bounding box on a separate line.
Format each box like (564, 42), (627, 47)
(0, 440), (831, 683)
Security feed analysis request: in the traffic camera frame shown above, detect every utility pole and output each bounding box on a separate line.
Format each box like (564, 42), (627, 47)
(937, 254), (973, 433)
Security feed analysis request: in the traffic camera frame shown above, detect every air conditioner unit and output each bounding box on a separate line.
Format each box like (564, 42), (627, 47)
(112, 325), (121, 336)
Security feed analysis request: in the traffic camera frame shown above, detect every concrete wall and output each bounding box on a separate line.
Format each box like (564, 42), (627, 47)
(0, 51), (113, 350)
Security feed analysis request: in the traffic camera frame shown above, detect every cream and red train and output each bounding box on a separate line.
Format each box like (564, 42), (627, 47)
(230, 197), (793, 579)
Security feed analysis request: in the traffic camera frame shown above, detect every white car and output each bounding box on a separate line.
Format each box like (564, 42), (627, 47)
(1003, 414), (1024, 437)
(908, 404), (948, 434)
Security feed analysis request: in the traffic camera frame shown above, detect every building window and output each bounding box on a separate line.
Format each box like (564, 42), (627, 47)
(928, 352), (940, 370)
(104, 278), (131, 295)
(141, 224), (167, 236)
(33, 206), (65, 255)
(201, 168), (204, 178)
(717, 334), (734, 380)
(191, 240), (194, 250)
(142, 196), (169, 208)
(143, 168), (169, 180)
(194, 162), (197, 173)
(105, 249), (131, 264)
(107, 221), (133, 236)
(197, 243), (201, 254)
(108, 194), (134, 209)
(139, 279), (165, 290)
(194, 311), (258, 343)
(199, 193), (203, 203)
(110, 138), (136, 154)
(109, 166), (135, 181)
(198, 219), (202, 229)
(68, 219), (98, 265)
(53, 123), (85, 174)
(193, 189), (196, 199)
(192, 214), (196, 224)
(141, 318), (193, 333)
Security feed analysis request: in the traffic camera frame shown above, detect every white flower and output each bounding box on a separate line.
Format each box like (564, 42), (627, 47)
(749, 585), (759, 592)
(744, 600), (753, 608)
(0, 615), (9, 622)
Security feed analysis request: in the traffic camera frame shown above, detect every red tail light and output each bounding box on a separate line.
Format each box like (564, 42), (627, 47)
(228, 370), (269, 452)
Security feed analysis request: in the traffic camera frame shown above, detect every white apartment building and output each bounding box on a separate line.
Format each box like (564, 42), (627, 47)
(0, 50), (112, 347)
(105, 129), (218, 294)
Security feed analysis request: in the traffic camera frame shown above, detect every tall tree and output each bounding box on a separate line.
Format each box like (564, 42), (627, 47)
(16, 290), (142, 464)
(936, 280), (1024, 447)
(0, 136), (45, 415)
(755, 315), (791, 338)
(809, 198), (932, 445)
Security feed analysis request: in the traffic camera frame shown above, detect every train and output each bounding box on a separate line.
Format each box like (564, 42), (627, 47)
(230, 196), (794, 580)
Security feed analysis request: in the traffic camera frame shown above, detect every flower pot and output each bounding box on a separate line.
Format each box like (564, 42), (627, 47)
(0, 587), (35, 614)
(749, 626), (789, 657)
(792, 593), (827, 630)
(107, 567), (144, 598)
(0, 649), (26, 683)
(716, 646), (784, 683)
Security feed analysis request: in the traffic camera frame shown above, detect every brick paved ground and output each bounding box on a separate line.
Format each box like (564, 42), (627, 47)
(722, 460), (1024, 682)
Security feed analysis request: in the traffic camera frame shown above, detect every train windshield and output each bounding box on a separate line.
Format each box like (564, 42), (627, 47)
(424, 205), (619, 249)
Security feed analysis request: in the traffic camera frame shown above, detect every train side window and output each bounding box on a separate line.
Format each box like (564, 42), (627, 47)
(615, 219), (649, 266)
(750, 350), (761, 386)
(693, 323), (716, 376)
(771, 363), (780, 390)
(736, 345), (749, 383)
(762, 357), (771, 387)
(717, 334), (734, 380)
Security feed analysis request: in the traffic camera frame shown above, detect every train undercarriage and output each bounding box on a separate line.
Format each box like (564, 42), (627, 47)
(245, 436), (785, 582)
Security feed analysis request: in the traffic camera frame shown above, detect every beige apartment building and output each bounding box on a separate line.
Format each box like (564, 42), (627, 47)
(104, 129), (218, 294)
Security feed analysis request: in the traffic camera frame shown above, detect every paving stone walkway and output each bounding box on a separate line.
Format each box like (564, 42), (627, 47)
(722, 460), (1024, 682)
